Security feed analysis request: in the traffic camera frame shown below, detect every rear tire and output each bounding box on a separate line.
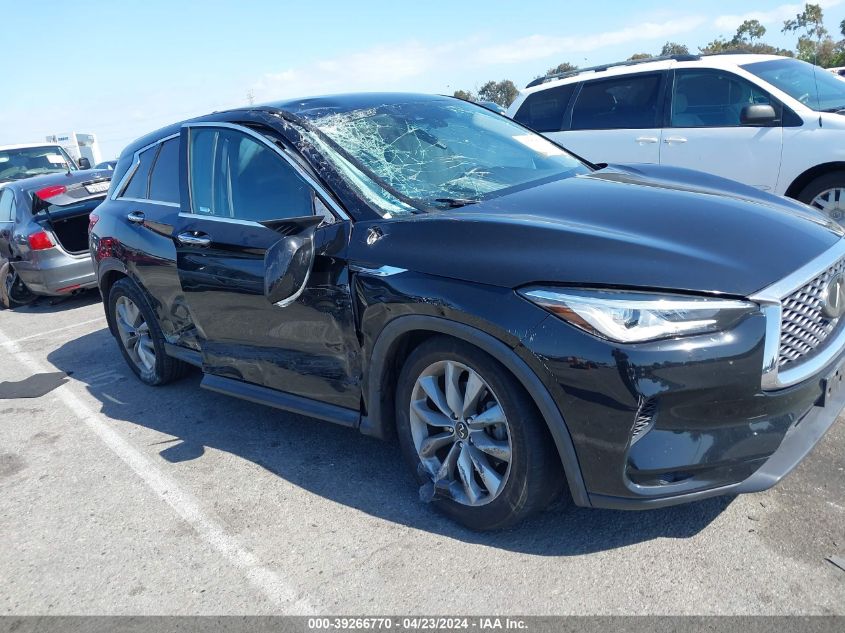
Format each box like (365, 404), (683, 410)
(0, 261), (36, 309)
(395, 336), (564, 530)
(107, 278), (188, 385)
(797, 171), (845, 225)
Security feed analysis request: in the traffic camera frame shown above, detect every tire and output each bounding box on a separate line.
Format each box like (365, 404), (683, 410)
(797, 171), (845, 225)
(395, 336), (564, 530)
(0, 261), (36, 309)
(107, 278), (188, 385)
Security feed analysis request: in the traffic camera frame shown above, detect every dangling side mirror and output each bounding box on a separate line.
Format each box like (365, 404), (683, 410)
(262, 215), (323, 306)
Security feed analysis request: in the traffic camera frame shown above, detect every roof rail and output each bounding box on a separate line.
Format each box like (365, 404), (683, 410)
(525, 54), (701, 89)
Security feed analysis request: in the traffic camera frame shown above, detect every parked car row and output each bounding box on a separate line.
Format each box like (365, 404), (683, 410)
(3, 53), (845, 530)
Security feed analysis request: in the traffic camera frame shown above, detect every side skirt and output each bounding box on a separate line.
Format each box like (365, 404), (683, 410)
(200, 373), (360, 429)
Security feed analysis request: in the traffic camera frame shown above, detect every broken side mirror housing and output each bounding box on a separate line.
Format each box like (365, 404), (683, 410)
(262, 215), (323, 306)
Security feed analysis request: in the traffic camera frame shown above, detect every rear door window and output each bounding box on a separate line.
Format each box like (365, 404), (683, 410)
(119, 146), (158, 199)
(148, 138), (180, 204)
(513, 83), (577, 132)
(570, 72), (664, 130)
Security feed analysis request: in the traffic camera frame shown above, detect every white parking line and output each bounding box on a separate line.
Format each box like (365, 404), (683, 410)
(0, 324), (314, 614)
(0, 316), (107, 346)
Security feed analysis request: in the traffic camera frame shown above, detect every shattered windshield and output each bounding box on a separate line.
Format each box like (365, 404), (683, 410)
(298, 98), (589, 216)
(0, 146), (77, 183)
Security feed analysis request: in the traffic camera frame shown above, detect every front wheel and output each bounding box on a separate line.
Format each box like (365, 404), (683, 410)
(0, 261), (36, 309)
(797, 171), (845, 225)
(395, 336), (564, 530)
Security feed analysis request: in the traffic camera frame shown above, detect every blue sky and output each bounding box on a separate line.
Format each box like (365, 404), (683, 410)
(2, 0), (842, 158)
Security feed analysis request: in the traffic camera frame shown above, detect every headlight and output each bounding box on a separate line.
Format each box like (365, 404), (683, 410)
(520, 287), (757, 343)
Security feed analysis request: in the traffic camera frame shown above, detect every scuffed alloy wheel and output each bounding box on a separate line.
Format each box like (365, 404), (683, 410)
(409, 360), (512, 506)
(396, 336), (564, 530)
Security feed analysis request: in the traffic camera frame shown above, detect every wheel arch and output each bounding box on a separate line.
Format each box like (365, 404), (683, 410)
(361, 314), (591, 507)
(97, 258), (129, 335)
(784, 162), (845, 199)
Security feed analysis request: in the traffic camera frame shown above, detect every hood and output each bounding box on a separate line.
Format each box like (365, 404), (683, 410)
(351, 164), (843, 297)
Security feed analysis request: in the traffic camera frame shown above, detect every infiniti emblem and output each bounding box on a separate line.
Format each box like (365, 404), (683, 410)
(822, 273), (845, 319)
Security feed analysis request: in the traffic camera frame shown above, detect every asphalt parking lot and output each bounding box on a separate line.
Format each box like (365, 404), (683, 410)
(0, 291), (843, 615)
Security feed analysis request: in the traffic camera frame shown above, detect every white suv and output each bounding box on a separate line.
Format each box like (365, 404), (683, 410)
(507, 54), (845, 222)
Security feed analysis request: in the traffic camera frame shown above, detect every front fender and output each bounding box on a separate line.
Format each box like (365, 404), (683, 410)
(354, 270), (590, 507)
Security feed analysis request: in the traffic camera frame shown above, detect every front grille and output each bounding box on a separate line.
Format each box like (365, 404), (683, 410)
(779, 257), (845, 368)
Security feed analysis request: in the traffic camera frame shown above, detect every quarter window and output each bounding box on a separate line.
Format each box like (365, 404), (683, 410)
(570, 73), (663, 130)
(120, 146), (157, 199)
(148, 138), (180, 204)
(513, 83), (577, 132)
(188, 127), (313, 222)
(671, 70), (775, 128)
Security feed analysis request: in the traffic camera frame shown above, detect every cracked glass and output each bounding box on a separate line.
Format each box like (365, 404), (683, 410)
(295, 98), (590, 217)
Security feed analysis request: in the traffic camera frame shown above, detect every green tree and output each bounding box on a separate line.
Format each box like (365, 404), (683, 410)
(546, 62), (578, 76)
(452, 89), (476, 102)
(627, 53), (653, 61)
(782, 3), (844, 66)
(477, 80), (519, 107)
(735, 19), (766, 44)
(700, 20), (793, 56)
(660, 42), (689, 56)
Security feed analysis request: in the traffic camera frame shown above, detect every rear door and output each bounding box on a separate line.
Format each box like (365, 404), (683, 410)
(551, 72), (666, 164)
(173, 122), (361, 409)
(659, 68), (783, 191)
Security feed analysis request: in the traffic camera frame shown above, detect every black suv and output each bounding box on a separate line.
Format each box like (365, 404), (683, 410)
(91, 93), (845, 529)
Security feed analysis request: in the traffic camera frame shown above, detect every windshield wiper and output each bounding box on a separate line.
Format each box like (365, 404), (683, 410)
(821, 105), (845, 113)
(432, 197), (480, 208)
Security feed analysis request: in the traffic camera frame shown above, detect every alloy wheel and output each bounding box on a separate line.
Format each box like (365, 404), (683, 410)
(409, 360), (512, 506)
(810, 187), (845, 223)
(114, 296), (156, 373)
(4, 269), (34, 305)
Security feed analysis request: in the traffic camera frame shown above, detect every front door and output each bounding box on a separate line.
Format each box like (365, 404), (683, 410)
(173, 123), (361, 410)
(660, 69), (783, 192)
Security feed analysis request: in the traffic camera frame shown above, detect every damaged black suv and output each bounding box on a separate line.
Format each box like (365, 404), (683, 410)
(91, 93), (845, 529)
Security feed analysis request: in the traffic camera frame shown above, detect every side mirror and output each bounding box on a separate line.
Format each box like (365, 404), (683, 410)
(262, 216), (322, 306)
(77, 157), (91, 169)
(741, 104), (777, 125)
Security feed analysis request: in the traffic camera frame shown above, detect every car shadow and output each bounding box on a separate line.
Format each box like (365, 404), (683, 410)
(47, 329), (732, 555)
(11, 288), (101, 314)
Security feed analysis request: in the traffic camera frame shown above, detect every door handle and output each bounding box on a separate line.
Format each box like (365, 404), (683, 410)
(127, 211), (145, 224)
(635, 136), (659, 144)
(663, 136), (688, 144)
(176, 231), (211, 247)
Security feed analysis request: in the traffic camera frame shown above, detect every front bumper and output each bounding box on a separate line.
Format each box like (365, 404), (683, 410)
(589, 374), (843, 509)
(522, 309), (844, 509)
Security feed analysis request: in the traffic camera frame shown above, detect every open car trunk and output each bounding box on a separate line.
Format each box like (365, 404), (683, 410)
(35, 197), (103, 255)
(48, 212), (91, 254)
